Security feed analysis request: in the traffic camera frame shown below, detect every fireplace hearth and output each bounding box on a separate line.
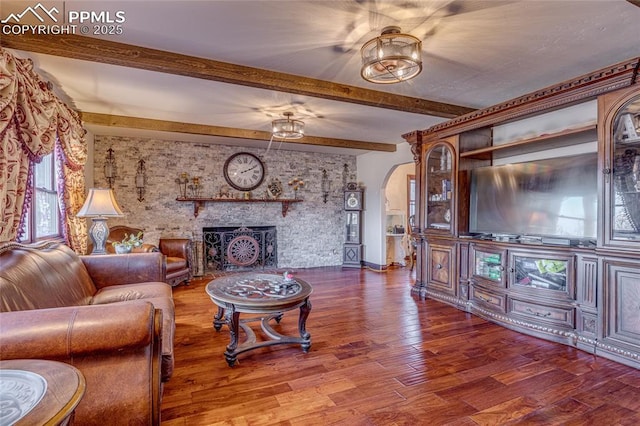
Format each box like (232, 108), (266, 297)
(203, 226), (277, 271)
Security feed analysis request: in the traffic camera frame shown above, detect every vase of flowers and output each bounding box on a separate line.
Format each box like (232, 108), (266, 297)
(112, 231), (143, 254)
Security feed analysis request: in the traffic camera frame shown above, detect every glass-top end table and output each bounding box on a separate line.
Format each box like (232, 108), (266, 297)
(206, 273), (312, 367)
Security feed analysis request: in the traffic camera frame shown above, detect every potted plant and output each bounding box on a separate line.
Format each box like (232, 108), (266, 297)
(112, 231), (143, 254)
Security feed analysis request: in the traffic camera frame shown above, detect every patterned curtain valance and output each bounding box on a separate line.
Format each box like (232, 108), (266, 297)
(0, 48), (88, 252)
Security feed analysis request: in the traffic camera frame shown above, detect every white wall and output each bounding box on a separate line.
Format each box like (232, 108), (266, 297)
(385, 163), (414, 213)
(357, 142), (414, 267)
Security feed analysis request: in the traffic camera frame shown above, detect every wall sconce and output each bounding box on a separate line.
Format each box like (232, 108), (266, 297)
(342, 164), (349, 190)
(135, 159), (146, 202)
(104, 148), (117, 188)
(321, 169), (330, 203)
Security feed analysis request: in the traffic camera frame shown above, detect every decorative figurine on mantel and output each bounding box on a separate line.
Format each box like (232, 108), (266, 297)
(218, 185), (232, 199)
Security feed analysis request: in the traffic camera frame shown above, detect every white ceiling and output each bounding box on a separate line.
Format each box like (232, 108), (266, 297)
(3, 0), (640, 155)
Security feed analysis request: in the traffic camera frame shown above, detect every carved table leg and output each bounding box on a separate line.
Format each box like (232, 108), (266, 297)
(213, 306), (225, 331)
(298, 297), (312, 352)
(223, 305), (240, 367)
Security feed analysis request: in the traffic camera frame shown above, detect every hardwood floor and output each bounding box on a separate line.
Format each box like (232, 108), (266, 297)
(161, 267), (640, 425)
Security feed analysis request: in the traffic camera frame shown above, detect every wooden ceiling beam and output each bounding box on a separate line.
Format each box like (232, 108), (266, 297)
(1, 32), (475, 119)
(81, 112), (397, 152)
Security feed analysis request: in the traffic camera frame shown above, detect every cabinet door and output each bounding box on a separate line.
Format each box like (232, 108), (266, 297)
(427, 242), (455, 295)
(603, 258), (640, 350)
(424, 143), (454, 233)
(509, 251), (574, 301)
(603, 91), (640, 246)
(470, 244), (506, 287)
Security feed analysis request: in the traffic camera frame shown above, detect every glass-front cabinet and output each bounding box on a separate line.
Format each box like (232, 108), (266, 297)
(608, 92), (640, 244)
(509, 251), (574, 300)
(470, 245), (506, 287)
(424, 143), (454, 233)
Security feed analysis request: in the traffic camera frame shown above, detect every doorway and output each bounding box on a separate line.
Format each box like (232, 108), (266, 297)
(383, 163), (414, 267)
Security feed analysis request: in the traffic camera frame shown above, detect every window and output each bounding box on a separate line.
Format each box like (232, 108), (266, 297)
(21, 152), (61, 242)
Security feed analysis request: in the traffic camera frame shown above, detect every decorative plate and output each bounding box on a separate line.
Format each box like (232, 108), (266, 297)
(266, 178), (283, 199)
(0, 369), (47, 426)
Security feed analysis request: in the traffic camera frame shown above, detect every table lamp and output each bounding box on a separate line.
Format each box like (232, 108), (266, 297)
(77, 188), (124, 254)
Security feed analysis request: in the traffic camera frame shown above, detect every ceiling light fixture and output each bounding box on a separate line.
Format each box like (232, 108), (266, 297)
(272, 112), (305, 139)
(360, 26), (422, 84)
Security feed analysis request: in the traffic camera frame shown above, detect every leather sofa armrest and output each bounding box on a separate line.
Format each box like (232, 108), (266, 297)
(0, 302), (158, 358)
(0, 302), (163, 425)
(159, 238), (191, 259)
(81, 252), (166, 289)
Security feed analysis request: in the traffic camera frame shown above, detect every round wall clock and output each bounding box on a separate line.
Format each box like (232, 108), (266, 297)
(223, 152), (265, 191)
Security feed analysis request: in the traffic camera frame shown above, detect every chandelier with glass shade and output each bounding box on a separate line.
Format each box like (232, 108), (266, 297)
(271, 112), (305, 139)
(361, 26), (423, 84)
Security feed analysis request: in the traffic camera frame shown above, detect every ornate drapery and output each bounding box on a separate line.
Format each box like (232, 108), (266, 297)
(0, 48), (88, 252)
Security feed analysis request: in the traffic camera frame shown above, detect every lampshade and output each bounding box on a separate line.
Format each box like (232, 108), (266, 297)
(77, 188), (124, 218)
(272, 112), (305, 139)
(361, 26), (422, 84)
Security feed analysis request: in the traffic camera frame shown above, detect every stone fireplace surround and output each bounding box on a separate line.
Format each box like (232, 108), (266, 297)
(203, 226), (277, 272)
(93, 136), (355, 270)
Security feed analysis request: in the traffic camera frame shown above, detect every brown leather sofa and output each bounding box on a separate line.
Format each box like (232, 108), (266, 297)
(0, 241), (175, 425)
(107, 226), (192, 287)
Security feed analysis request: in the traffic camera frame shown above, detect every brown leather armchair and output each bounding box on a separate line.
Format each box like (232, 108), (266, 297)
(107, 226), (192, 287)
(159, 238), (192, 287)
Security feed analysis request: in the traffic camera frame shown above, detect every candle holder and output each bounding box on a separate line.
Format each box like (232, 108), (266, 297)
(175, 172), (189, 198)
(104, 148), (117, 189)
(288, 177), (304, 199)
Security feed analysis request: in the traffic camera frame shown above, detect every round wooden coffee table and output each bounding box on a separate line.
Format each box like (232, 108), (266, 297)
(206, 273), (312, 366)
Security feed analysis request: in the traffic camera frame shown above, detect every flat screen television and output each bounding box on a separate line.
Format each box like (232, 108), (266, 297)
(469, 153), (598, 240)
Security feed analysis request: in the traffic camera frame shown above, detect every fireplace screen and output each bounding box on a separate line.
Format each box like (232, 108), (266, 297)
(203, 226), (277, 271)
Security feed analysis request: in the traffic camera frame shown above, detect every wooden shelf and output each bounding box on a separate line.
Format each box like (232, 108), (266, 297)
(176, 197), (302, 218)
(460, 124), (597, 160)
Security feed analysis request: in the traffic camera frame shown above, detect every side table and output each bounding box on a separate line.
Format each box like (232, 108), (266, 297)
(0, 359), (85, 426)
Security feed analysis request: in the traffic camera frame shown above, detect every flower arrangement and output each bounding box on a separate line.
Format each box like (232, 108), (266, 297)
(288, 177), (304, 199)
(112, 231), (143, 253)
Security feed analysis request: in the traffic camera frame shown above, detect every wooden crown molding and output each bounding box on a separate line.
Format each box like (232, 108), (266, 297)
(81, 112), (397, 152)
(0, 32), (474, 119)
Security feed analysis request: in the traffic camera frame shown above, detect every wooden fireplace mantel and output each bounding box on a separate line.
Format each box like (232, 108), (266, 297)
(176, 197), (302, 218)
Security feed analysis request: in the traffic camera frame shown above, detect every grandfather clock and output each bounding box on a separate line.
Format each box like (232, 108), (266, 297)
(343, 182), (363, 267)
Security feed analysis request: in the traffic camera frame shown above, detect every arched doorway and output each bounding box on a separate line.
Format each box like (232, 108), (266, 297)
(383, 162), (414, 268)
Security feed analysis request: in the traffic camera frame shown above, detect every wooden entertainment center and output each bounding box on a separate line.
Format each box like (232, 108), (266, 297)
(403, 57), (640, 368)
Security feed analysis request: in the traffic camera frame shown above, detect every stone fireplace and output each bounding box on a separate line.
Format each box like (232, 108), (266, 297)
(203, 226), (277, 271)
